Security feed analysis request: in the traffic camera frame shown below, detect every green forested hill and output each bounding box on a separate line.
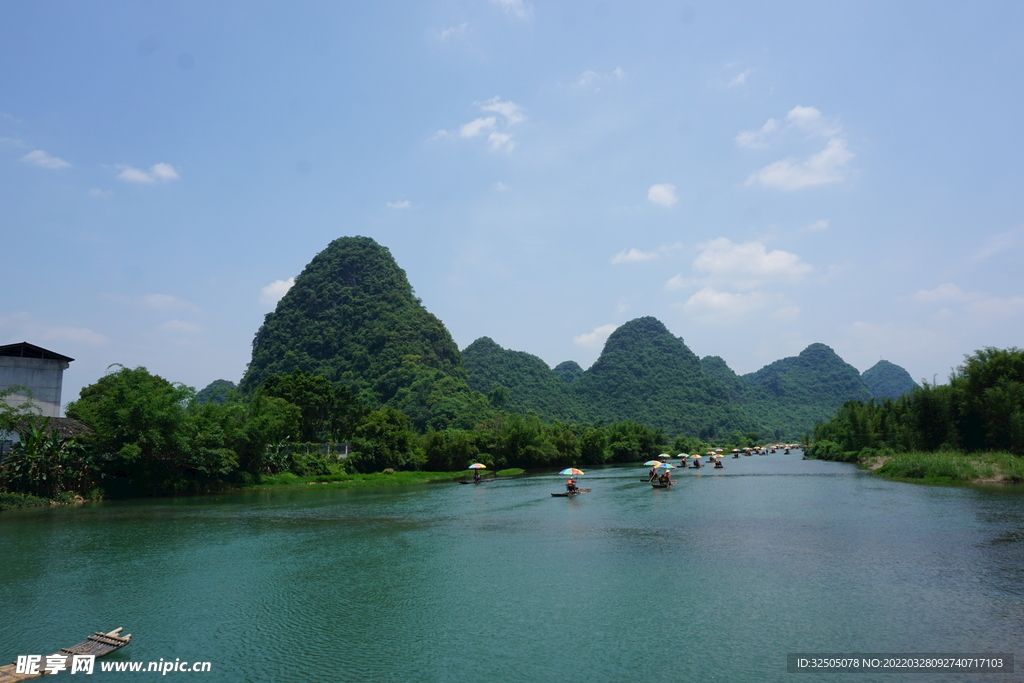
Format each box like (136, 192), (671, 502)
(239, 236), (473, 418)
(553, 360), (584, 384)
(862, 360), (919, 399)
(236, 236), (915, 442)
(738, 343), (875, 436)
(574, 318), (756, 437)
(196, 379), (236, 404)
(461, 337), (588, 421)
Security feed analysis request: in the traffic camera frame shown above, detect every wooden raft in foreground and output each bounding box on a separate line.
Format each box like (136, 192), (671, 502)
(0, 628), (131, 682)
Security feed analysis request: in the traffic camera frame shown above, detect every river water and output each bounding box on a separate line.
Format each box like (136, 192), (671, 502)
(2, 451), (1022, 682)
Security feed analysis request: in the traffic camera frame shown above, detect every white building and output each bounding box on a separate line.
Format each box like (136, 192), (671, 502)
(0, 342), (74, 418)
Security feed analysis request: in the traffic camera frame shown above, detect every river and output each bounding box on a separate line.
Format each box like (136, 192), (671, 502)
(2, 450), (1022, 682)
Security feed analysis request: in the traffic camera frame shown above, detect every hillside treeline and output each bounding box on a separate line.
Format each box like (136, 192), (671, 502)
(808, 347), (1024, 460)
(2, 365), (717, 500)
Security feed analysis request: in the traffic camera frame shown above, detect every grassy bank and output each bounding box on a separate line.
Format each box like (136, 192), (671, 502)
(0, 491), (93, 511)
(854, 451), (1024, 485)
(244, 468), (525, 490)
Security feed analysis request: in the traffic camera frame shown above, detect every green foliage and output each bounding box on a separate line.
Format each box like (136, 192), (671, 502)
(67, 365), (195, 493)
(0, 491), (51, 511)
(348, 407), (423, 473)
(604, 420), (663, 463)
(575, 318), (755, 437)
(0, 417), (99, 498)
(462, 337), (588, 422)
(811, 347), (1024, 459)
(239, 237), (473, 427)
(861, 360), (919, 400)
(740, 343), (875, 438)
(196, 379), (237, 405)
(422, 428), (482, 471)
(553, 361), (584, 384)
(257, 370), (365, 442)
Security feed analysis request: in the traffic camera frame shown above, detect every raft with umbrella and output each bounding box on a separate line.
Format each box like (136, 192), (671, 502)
(553, 468), (590, 496)
(458, 463), (495, 483)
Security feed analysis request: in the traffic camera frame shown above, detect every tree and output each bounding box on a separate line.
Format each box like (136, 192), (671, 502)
(66, 365), (192, 493)
(348, 407), (422, 472)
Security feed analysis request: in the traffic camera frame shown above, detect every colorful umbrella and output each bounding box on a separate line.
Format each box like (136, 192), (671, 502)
(559, 468), (585, 476)
(677, 453), (689, 458)
(656, 463), (676, 469)
(643, 460), (663, 467)
(468, 463), (487, 470)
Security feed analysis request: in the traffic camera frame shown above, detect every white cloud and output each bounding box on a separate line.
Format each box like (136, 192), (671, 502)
(611, 248), (659, 264)
(573, 324), (618, 348)
(785, 105), (841, 137)
(21, 149), (71, 170)
(477, 96), (525, 125)
(967, 295), (1024, 322)
(578, 67), (625, 88)
(0, 312), (108, 346)
(728, 69), (753, 87)
(440, 97), (525, 152)
(386, 200), (411, 209)
(680, 288), (799, 325)
(971, 228), (1021, 264)
(647, 183), (678, 207)
(682, 288), (772, 324)
(260, 277), (295, 307)
(159, 319), (202, 334)
(735, 118), (779, 149)
(693, 238), (812, 288)
(487, 132), (515, 152)
(736, 105), (841, 149)
(89, 188), (113, 198)
(913, 283), (974, 304)
(118, 162), (180, 184)
(0, 136), (26, 147)
(440, 23), (468, 41)
(807, 219), (829, 230)
(460, 116), (496, 138)
(491, 0), (530, 19)
(746, 137), (854, 190)
(493, 181), (510, 191)
(142, 294), (200, 311)
(665, 274), (691, 290)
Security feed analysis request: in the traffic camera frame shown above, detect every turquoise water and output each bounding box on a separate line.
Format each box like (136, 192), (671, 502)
(2, 451), (1022, 682)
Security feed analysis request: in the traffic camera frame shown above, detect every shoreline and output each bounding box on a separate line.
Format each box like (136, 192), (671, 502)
(0, 469), (526, 511)
(836, 451), (1024, 486)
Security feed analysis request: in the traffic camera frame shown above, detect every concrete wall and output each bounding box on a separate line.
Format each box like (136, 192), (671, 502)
(0, 356), (69, 418)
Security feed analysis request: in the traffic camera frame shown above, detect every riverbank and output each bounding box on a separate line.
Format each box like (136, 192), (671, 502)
(0, 469), (527, 511)
(243, 468), (525, 490)
(811, 449), (1024, 485)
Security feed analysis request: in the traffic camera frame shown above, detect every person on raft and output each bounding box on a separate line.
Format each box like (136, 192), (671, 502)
(473, 471), (481, 482)
(566, 478), (578, 493)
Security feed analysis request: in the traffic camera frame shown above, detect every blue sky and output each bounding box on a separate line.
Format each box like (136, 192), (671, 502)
(2, 0), (1023, 409)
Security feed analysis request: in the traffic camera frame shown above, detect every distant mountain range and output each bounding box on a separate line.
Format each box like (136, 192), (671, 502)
(236, 236), (919, 440)
(463, 319), (918, 439)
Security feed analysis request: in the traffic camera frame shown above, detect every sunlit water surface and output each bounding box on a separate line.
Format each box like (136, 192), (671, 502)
(2, 451), (1022, 682)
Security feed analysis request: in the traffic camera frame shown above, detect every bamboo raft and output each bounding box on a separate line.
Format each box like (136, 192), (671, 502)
(551, 488), (591, 497)
(0, 628), (131, 682)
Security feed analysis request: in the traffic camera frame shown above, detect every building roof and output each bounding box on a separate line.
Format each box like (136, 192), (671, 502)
(9, 416), (92, 439)
(0, 342), (75, 362)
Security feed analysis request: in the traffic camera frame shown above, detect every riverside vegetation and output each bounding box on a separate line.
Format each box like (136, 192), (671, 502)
(1, 236), (1014, 506)
(806, 347), (1024, 483)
